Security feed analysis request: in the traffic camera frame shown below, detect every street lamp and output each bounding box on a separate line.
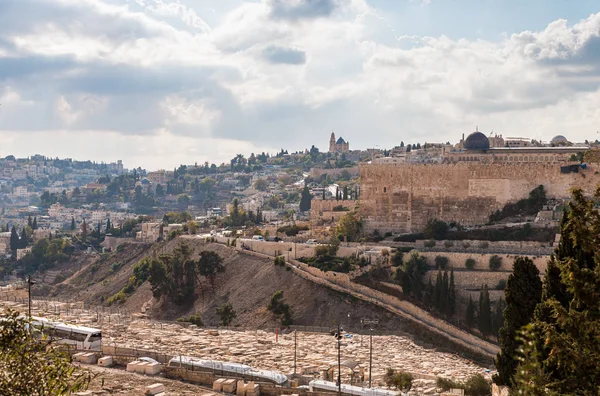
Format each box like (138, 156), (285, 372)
(26, 275), (36, 320)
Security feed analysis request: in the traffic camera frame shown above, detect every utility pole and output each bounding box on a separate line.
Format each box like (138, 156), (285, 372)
(333, 324), (343, 396)
(362, 318), (378, 388)
(294, 330), (297, 376)
(27, 275), (35, 320)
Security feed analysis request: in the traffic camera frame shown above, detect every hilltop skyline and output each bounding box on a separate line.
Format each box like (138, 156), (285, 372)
(1, 0), (600, 169)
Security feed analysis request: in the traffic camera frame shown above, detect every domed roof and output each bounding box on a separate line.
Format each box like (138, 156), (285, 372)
(551, 135), (568, 144)
(464, 131), (490, 150)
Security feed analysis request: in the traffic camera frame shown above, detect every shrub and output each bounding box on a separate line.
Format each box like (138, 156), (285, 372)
(391, 250), (404, 267)
(443, 240), (454, 248)
(424, 218), (449, 240)
(495, 278), (507, 290)
(176, 313), (204, 327)
(424, 239), (436, 248)
(489, 255), (502, 271)
(465, 258), (476, 270)
(477, 241), (489, 249)
(274, 256), (286, 266)
(435, 256), (449, 270)
(384, 368), (413, 392)
(437, 377), (465, 392)
(464, 374), (491, 396)
(462, 241), (471, 249)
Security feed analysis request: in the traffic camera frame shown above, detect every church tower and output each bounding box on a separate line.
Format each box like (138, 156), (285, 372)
(329, 132), (336, 153)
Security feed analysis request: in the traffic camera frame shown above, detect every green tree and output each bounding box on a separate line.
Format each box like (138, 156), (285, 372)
(216, 302), (237, 326)
(106, 218), (111, 232)
(448, 268), (456, 317)
(197, 250), (225, 288)
(493, 257), (542, 387)
(489, 255), (502, 271)
(19, 228), (28, 249)
(396, 252), (427, 299)
(81, 219), (88, 239)
(336, 212), (362, 242)
(391, 250), (403, 267)
(9, 226), (19, 251)
(514, 188), (600, 395)
(478, 284), (492, 337)
(433, 269), (443, 310)
(424, 218), (449, 240)
(32, 217), (37, 230)
(155, 184), (165, 197)
(267, 290), (293, 325)
(299, 186), (312, 212)
(0, 310), (92, 394)
(466, 295), (476, 329)
(70, 217), (76, 231)
(435, 255), (449, 269)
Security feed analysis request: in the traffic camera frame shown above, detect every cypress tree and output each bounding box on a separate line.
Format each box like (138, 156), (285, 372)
(71, 217), (76, 230)
(343, 186), (348, 200)
(322, 189), (326, 200)
(442, 270), (449, 315)
(478, 284), (492, 337)
(299, 186), (312, 212)
(9, 226), (19, 251)
(434, 270), (442, 310)
(27, 215), (32, 228)
(448, 268), (456, 317)
(492, 297), (505, 337)
(106, 218), (111, 232)
(19, 228), (27, 249)
(466, 295), (475, 329)
(32, 217), (37, 230)
(81, 219), (88, 239)
(493, 257), (541, 387)
(514, 188), (600, 394)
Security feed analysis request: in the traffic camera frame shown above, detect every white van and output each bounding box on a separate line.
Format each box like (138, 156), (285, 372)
(306, 239), (318, 244)
(252, 235), (264, 241)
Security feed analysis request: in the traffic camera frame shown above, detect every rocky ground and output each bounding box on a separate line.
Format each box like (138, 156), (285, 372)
(83, 365), (218, 395)
(1, 299), (493, 396)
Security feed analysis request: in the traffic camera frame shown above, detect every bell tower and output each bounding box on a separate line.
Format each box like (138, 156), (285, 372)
(329, 132), (336, 153)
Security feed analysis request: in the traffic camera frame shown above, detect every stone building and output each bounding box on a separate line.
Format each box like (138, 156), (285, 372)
(329, 132), (349, 153)
(359, 130), (592, 233)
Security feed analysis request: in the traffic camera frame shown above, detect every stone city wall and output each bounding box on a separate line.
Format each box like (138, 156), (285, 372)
(310, 199), (357, 221)
(359, 162), (600, 233)
(310, 167), (360, 180)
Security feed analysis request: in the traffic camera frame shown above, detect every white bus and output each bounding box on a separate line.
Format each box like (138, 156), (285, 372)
(31, 316), (102, 351)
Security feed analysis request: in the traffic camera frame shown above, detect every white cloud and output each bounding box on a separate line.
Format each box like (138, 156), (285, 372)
(1, 0), (600, 169)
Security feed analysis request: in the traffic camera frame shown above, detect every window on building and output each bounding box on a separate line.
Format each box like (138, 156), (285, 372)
(383, 187), (387, 193)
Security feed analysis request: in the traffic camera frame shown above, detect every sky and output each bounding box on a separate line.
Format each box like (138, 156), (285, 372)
(1, 0), (600, 170)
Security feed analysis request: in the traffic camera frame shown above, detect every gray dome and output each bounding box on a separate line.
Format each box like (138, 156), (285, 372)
(551, 135), (568, 144)
(464, 131), (490, 150)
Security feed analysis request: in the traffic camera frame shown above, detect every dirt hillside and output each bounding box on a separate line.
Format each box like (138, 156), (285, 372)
(45, 238), (405, 331)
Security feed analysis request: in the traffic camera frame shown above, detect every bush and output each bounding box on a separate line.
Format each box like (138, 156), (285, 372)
(424, 218), (449, 240)
(176, 313), (204, 327)
(465, 258), (476, 270)
(391, 250), (404, 267)
(437, 377), (465, 392)
(462, 241), (471, 249)
(443, 240), (454, 248)
(274, 256), (286, 266)
(384, 368), (413, 391)
(424, 239), (436, 248)
(435, 256), (449, 270)
(437, 374), (490, 396)
(489, 255), (502, 271)
(464, 374), (491, 396)
(495, 278), (507, 290)
(478, 241), (489, 249)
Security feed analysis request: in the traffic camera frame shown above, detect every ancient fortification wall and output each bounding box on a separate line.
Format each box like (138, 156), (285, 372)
(310, 199), (357, 221)
(359, 162), (600, 233)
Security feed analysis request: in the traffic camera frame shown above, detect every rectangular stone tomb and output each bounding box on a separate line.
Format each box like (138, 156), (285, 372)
(145, 383), (165, 395)
(222, 379), (237, 393)
(127, 361), (141, 372)
(97, 356), (114, 367)
(145, 362), (162, 375)
(213, 378), (227, 392)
